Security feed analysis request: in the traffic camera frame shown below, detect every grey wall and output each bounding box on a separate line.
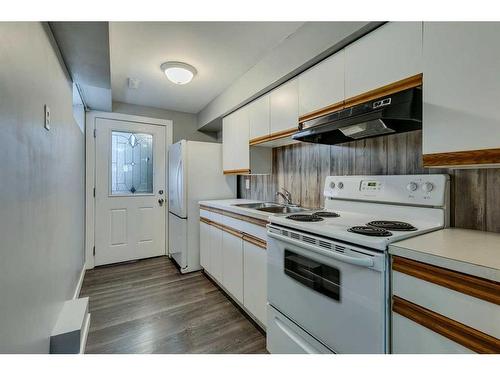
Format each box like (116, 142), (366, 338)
(112, 101), (219, 143)
(0, 22), (85, 353)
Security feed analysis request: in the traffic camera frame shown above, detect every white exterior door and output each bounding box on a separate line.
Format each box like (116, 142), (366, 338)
(94, 118), (166, 266)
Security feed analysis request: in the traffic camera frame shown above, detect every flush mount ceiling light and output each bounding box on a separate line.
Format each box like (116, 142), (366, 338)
(160, 61), (197, 85)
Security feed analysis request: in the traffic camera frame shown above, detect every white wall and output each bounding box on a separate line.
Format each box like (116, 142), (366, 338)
(0, 22), (85, 353)
(197, 22), (371, 128)
(112, 101), (218, 143)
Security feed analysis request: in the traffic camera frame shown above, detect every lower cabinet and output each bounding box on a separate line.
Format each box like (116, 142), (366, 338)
(222, 231), (244, 302)
(243, 240), (267, 325)
(391, 256), (500, 354)
(209, 225), (224, 282)
(199, 208), (268, 328)
(199, 220), (211, 272)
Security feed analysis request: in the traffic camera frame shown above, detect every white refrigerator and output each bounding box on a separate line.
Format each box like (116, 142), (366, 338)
(168, 140), (236, 273)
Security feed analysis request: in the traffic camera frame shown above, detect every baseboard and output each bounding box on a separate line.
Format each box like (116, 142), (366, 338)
(79, 313), (91, 354)
(73, 266), (86, 300)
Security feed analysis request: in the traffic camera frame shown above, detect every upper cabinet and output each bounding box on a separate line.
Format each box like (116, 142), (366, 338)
(222, 107), (272, 175)
(345, 22), (423, 99)
(222, 108), (249, 174)
(299, 50), (345, 119)
(270, 79), (299, 134)
(422, 22), (500, 167)
(248, 94), (270, 141)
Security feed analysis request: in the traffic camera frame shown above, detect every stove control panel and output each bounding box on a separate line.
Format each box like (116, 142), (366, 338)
(360, 180), (383, 192)
(324, 175), (449, 207)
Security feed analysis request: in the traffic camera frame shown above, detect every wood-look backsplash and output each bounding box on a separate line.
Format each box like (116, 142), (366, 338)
(237, 130), (500, 233)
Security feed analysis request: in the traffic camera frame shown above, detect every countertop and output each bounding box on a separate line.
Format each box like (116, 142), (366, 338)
(389, 228), (500, 282)
(198, 199), (274, 222)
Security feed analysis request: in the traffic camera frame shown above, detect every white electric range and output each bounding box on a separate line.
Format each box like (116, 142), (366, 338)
(266, 174), (450, 354)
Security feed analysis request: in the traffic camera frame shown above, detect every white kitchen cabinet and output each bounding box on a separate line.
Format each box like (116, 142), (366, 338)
(222, 107), (272, 174)
(222, 108), (249, 174)
(209, 224), (224, 282)
(243, 241), (267, 326)
(392, 313), (473, 354)
(248, 94), (270, 141)
(422, 22), (500, 163)
(270, 78), (299, 134)
(299, 50), (345, 117)
(199, 220), (211, 272)
(222, 231), (244, 302)
(345, 22), (422, 98)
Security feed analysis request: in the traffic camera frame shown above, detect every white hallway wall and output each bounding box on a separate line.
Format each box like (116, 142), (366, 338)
(0, 22), (85, 353)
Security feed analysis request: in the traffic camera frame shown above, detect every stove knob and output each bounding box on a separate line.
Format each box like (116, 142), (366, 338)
(337, 182), (344, 189)
(406, 182), (418, 192)
(422, 182), (434, 193)
(329, 181), (336, 189)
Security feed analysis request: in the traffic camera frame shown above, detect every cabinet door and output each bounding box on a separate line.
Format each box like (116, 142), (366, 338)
(199, 221), (211, 272)
(222, 231), (244, 302)
(345, 22), (422, 98)
(423, 22), (500, 156)
(248, 95), (270, 140)
(299, 50), (345, 116)
(270, 79), (299, 134)
(243, 241), (267, 326)
(209, 225), (223, 282)
(222, 108), (249, 173)
(392, 313), (473, 354)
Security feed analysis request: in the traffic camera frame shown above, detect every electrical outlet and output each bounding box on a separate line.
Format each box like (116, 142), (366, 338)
(245, 177), (250, 190)
(44, 105), (50, 130)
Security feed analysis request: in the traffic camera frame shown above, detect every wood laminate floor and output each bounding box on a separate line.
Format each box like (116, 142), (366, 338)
(80, 256), (267, 354)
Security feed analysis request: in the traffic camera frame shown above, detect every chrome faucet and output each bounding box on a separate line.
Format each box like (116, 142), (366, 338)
(276, 187), (295, 206)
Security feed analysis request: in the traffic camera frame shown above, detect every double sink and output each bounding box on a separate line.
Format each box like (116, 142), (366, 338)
(233, 202), (306, 214)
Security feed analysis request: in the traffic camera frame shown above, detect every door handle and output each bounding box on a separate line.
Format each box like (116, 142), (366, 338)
(158, 198), (165, 207)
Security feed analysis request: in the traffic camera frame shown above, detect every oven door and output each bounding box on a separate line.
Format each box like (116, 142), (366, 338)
(267, 226), (387, 354)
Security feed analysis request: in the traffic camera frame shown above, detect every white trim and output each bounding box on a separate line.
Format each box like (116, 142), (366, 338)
(79, 313), (91, 354)
(85, 111), (173, 269)
(73, 266), (86, 300)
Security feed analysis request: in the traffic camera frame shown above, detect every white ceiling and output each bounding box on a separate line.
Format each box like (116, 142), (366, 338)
(110, 22), (304, 114)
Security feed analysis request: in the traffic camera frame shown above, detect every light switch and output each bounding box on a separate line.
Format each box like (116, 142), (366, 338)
(245, 177), (250, 190)
(44, 105), (50, 130)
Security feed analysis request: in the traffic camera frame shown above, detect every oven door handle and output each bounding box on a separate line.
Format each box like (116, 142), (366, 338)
(267, 232), (375, 269)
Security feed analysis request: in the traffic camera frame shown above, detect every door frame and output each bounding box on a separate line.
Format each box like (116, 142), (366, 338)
(85, 111), (173, 269)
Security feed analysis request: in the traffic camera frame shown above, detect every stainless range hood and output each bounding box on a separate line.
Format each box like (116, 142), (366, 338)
(293, 87), (422, 145)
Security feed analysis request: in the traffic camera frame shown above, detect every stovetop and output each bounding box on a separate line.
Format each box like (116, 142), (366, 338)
(269, 207), (445, 251)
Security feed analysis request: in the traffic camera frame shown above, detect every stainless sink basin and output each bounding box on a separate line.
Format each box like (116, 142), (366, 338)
(233, 202), (282, 209)
(233, 202), (306, 214)
(256, 205), (307, 214)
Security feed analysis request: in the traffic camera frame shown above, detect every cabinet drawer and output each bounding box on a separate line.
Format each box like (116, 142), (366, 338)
(392, 312), (473, 354)
(393, 270), (500, 338)
(200, 209), (210, 220)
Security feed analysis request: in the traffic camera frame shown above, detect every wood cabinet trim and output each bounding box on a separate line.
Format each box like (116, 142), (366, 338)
(249, 127), (298, 146)
(242, 233), (267, 250)
(392, 296), (500, 353)
(392, 256), (500, 305)
(423, 148), (500, 167)
(223, 168), (251, 175)
(199, 217), (266, 247)
(298, 74), (422, 125)
(299, 100), (345, 124)
(199, 205), (269, 228)
(344, 73), (423, 108)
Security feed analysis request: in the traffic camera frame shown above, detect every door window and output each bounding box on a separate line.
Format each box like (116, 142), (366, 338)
(111, 131), (153, 195)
